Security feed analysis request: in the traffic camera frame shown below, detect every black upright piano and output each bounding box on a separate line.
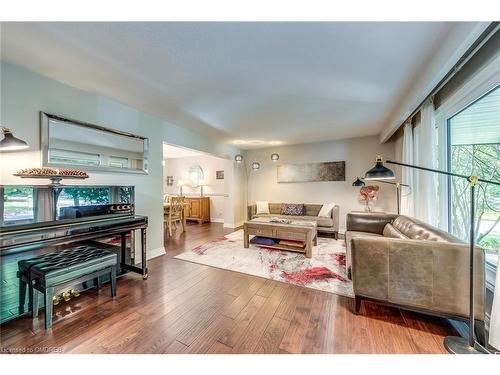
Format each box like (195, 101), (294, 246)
(0, 184), (148, 324)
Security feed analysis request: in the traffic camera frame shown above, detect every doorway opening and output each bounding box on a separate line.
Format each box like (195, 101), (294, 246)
(162, 143), (235, 241)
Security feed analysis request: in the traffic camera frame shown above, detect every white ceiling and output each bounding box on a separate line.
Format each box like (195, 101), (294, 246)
(163, 143), (203, 159)
(0, 22), (487, 148)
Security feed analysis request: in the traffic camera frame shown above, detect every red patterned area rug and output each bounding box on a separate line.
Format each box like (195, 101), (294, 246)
(174, 230), (353, 297)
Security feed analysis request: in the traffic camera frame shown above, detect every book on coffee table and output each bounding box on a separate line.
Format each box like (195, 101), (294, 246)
(278, 239), (305, 248)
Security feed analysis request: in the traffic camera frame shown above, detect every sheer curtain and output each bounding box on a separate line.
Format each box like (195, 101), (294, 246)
(400, 122), (414, 217)
(413, 100), (439, 225)
(400, 99), (439, 226)
(34, 187), (55, 221)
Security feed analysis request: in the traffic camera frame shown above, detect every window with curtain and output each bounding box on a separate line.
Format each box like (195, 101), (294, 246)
(447, 85), (500, 252)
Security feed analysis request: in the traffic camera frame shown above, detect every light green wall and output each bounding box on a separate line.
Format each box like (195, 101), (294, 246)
(0, 62), (240, 256)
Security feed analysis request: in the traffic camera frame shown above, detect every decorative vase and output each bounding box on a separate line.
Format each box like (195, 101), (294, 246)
(359, 185), (379, 214)
(364, 201), (372, 213)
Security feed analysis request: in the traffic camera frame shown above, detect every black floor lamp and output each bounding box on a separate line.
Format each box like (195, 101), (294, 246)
(352, 177), (410, 215)
(364, 155), (500, 354)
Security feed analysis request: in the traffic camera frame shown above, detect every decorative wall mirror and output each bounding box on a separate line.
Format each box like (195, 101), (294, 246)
(187, 165), (204, 188)
(40, 112), (149, 174)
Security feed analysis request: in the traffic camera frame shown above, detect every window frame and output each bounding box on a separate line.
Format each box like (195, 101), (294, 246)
(445, 85), (500, 234)
(434, 53), (500, 232)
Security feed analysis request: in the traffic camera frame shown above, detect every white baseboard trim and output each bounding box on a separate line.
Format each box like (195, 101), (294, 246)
(210, 218), (224, 223)
(224, 221), (244, 229)
(146, 247), (166, 260)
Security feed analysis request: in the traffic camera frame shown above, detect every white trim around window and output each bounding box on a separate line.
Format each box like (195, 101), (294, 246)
(434, 53), (500, 231)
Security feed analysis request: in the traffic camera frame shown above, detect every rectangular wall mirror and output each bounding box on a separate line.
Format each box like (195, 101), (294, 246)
(41, 112), (149, 174)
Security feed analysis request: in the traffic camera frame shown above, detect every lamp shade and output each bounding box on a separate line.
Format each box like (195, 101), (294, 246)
(0, 128), (29, 152)
(352, 177), (366, 186)
(365, 155), (395, 180)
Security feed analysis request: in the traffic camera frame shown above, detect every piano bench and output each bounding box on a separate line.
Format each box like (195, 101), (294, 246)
(17, 245), (118, 329)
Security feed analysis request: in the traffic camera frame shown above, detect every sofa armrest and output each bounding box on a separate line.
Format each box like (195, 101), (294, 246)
(331, 205), (340, 232)
(350, 236), (484, 319)
(346, 212), (397, 235)
(247, 204), (256, 220)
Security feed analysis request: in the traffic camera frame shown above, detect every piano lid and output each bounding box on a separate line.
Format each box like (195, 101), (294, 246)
(0, 185), (135, 230)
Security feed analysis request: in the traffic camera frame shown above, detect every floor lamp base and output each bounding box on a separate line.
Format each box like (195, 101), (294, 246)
(444, 336), (483, 354)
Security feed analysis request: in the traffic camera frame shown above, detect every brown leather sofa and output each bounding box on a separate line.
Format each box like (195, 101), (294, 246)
(248, 203), (339, 238)
(345, 212), (485, 322)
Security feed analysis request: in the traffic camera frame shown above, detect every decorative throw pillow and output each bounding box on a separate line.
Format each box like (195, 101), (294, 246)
(318, 202), (336, 218)
(281, 203), (305, 216)
(256, 201), (270, 214)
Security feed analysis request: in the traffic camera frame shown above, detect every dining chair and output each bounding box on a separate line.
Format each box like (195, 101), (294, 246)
(164, 196), (185, 237)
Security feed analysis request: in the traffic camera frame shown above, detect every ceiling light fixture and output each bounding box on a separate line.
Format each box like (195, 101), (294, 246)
(232, 140), (283, 147)
(271, 153), (279, 162)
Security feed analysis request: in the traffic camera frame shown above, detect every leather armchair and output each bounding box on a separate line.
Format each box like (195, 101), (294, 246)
(346, 212), (485, 322)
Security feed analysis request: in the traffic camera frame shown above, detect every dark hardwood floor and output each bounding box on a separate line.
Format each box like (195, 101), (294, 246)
(0, 222), (456, 354)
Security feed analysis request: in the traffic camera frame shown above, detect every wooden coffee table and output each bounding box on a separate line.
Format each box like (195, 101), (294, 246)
(243, 217), (317, 258)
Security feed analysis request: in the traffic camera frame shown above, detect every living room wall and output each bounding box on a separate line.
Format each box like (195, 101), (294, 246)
(0, 62), (241, 258)
(244, 135), (398, 232)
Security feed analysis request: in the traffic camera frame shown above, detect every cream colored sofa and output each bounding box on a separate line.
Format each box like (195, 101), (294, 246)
(247, 203), (339, 239)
